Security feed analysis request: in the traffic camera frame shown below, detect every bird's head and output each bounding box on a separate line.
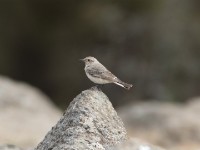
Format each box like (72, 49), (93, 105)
(80, 56), (98, 66)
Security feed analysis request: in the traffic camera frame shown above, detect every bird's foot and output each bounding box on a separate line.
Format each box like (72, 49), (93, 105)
(90, 85), (103, 91)
(91, 85), (100, 91)
(95, 85), (103, 91)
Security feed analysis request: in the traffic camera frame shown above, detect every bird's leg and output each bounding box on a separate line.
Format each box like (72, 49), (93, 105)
(95, 84), (103, 91)
(100, 84), (104, 88)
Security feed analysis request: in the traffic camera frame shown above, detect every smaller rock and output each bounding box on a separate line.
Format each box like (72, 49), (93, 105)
(0, 76), (61, 148)
(0, 144), (22, 150)
(118, 101), (200, 150)
(113, 138), (165, 150)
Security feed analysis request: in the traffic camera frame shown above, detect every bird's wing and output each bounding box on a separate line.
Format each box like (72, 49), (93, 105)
(87, 66), (117, 81)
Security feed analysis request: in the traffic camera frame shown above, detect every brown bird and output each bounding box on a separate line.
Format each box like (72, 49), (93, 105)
(80, 56), (133, 90)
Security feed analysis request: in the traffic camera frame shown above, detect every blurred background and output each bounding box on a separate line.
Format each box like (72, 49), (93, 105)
(0, 0), (200, 108)
(0, 0), (200, 150)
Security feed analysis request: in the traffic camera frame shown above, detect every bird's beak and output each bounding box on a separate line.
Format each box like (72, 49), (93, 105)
(79, 59), (84, 62)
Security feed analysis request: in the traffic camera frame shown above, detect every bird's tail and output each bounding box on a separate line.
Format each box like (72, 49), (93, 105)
(114, 80), (133, 90)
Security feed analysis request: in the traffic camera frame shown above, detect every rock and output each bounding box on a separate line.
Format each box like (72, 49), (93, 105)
(0, 145), (33, 150)
(118, 100), (200, 150)
(0, 144), (22, 150)
(35, 86), (127, 150)
(0, 76), (61, 148)
(113, 138), (165, 150)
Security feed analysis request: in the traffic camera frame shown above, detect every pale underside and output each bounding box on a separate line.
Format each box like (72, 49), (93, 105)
(86, 72), (113, 84)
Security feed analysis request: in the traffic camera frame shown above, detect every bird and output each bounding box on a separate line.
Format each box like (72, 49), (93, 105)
(80, 56), (133, 90)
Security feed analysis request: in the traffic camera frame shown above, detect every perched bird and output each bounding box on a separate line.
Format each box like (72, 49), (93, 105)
(80, 56), (133, 90)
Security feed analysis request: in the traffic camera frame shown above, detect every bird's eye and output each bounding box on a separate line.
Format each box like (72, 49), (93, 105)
(88, 59), (90, 62)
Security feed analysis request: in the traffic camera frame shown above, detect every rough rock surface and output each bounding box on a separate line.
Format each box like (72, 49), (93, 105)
(35, 86), (127, 150)
(0, 76), (61, 148)
(118, 100), (200, 150)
